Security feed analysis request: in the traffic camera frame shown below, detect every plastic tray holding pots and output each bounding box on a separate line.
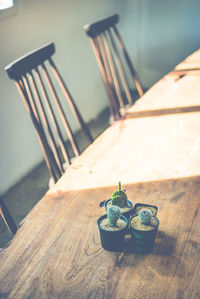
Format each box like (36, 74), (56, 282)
(129, 215), (159, 254)
(104, 199), (134, 219)
(97, 214), (129, 251)
(133, 203), (158, 217)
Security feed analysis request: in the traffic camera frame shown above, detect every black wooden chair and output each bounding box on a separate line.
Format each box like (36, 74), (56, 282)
(0, 197), (17, 236)
(5, 43), (93, 184)
(84, 14), (144, 121)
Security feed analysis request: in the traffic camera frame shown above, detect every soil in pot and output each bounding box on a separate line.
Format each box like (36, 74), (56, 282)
(100, 217), (127, 231)
(131, 216), (158, 231)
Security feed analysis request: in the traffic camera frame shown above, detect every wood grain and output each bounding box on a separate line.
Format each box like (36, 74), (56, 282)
(0, 50), (200, 299)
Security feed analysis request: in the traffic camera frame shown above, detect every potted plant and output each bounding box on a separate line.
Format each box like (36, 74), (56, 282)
(104, 182), (133, 219)
(129, 209), (159, 253)
(97, 205), (128, 251)
(133, 203), (158, 217)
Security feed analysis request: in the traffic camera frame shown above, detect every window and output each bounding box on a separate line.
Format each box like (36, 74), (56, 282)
(0, 0), (13, 10)
(0, 0), (16, 20)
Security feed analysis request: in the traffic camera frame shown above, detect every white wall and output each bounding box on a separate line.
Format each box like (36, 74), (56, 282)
(0, 0), (200, 195)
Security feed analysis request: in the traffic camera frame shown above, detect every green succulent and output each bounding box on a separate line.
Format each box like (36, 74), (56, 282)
(138, 209), (152, 225)
(107, 205), (121, 227)
(111, 181), (127, 207)
(111, 195), (125, 208)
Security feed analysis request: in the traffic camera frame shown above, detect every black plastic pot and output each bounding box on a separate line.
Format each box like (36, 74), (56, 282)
(129, 215), (159, 253)
(97, 214), (128, 251)
(104, 199), (134, 219)
(133, 203), (158, 217)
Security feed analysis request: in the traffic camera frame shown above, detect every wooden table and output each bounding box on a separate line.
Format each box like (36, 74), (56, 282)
(1, 50), (200, 299)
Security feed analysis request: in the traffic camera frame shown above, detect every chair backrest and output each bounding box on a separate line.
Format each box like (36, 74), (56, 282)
(0, 197), (17, 235)
(84, 14), (144, 121)
(5, 43), (93, 183)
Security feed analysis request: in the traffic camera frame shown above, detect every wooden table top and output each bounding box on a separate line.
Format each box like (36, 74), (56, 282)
(1, 50), (200, 299)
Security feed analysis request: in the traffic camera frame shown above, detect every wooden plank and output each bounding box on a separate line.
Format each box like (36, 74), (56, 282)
(0, 49), (200, 299)
(175, 49), (200, 70)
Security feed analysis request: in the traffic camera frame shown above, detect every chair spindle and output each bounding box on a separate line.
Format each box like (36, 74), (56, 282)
(84, 14), (145, 120)
(5, 43), (92, 183)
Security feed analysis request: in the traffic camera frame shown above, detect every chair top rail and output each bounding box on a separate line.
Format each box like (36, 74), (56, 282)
(5, 43), (55, 80)
(84, 14), (119, 38)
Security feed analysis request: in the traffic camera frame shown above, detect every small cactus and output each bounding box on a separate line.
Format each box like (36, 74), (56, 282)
(138, 209), (152, 225)
(111, 182), (127, 207)
(111, 195), (125, 208)
(107, 205), (121, 227)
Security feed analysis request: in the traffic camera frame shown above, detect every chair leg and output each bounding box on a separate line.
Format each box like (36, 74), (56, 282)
(0, 198), (17, 235)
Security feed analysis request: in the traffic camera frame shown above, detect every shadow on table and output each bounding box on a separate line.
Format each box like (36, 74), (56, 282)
(155, 230), (177, 255)
(124, 230), (176, 255)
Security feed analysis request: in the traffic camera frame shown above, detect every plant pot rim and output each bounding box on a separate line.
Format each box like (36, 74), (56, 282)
(104, 198), (134, 210)
(133, 202), (158, 215)
(97, 214), (128, 233)
(129, 214), (160, 233)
